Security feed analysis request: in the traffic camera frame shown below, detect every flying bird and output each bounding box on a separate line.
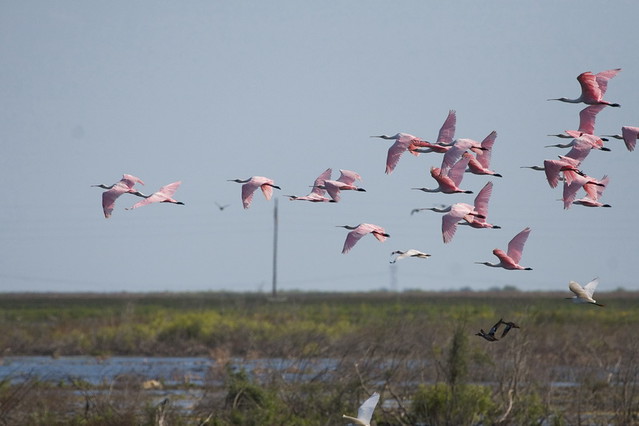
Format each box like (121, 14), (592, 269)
(548, 68), (621, 107)
(412, 155), (473, 194)
(215, 202), (230, 211)
(562, 172), (607, 209)
(390, 249), (431, 263)
(543, 156), (582, 188)
(342, 392), (380, 426)
(545, 132), (610, 159)
(475, 319), (503, 342)
(92, 174), (146, 218)
(572, 176), (611, 208)
(337, 223), (389, 254)
(370, 133), (426, 174)
(318, 169), (366, 202)
(566, 278), (604, 307)
(284, 168), (335, 202)
(228, 176), (281, 209)
(548, 104), (607, 138)
(439, 138), (487, 176)
(460, 181), (501, 230)
(602, 126), (639, 152)
(127, 181), (185, 210)
(415, 203), (485, 243)
(499, 320), (520, 338)
(464, 131), (502, 177)
(476, 227), (532, 270)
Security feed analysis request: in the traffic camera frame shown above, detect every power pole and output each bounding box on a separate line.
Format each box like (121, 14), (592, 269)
(272, 197), (278, 298)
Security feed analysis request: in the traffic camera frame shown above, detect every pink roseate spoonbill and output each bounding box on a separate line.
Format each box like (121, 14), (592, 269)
(370, 133), (427, 174)
(318, 169), (366, 202)
(412, 155), (473, 194)
(390, 249), (431, 263)
(127, 181), (185, 210)
(464, 131), (502, 177)
(284, 168), (335, 202)
(475, 227), (532, 270)
(402, 110), (458, 155)
(602, 126), (639, 152)
(92, 174), (146, 218)
(572, 175), (610, 208)
(418, 203), (485, 243)
(546, 131), (610, 155)
(460, 181), (501, 230)
(562, 172), (607, 209)
(543, 156), (581, 188)
(566, 278), (604, 307)
(337, 223), (389, 254)
(548, 68), (621, 107)
(440, 138), (487, 176)
(342, 391), (380, 426)
(548, 104), (607, 138)
(228, 176), (281, 209)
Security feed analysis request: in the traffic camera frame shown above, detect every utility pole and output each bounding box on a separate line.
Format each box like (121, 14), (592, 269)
(272, 197), (278, 299)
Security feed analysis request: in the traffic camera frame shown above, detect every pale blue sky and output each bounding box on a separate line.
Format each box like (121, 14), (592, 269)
(1, 1), (638, 292)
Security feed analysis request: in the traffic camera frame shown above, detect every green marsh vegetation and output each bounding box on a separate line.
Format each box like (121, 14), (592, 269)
(0, 290), (638, 424)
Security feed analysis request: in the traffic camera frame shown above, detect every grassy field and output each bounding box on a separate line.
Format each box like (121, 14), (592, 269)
(0, 290), (638, 425)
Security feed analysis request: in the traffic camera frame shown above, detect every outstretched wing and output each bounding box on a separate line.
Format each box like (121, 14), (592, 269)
(436, 110), (456, 144)
(595, 68), (621, 97)
(310, 168), (332, 196)
(577, 104), (606, 135)
(357, 392), (380, 424)
(506, 227), (530, 264)
(582, 277), (600, 298)
(473, 181), (493, 220)
(477, 131), (497, 169)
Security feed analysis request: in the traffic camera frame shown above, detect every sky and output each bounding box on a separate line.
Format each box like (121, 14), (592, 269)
(1, 1), (638, 293)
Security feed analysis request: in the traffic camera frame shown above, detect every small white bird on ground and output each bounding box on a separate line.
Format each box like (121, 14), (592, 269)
(566, 278), (604, 307)
(342, 391), (380, 426)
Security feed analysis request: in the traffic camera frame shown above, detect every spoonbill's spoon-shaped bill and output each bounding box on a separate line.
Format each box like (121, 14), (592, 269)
(342, 391), (380, 426)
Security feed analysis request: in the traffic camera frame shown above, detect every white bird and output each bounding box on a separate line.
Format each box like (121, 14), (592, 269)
(390, 249), (431, 263)
(566, 278), (604, 307)
(342, 392), (380, 426)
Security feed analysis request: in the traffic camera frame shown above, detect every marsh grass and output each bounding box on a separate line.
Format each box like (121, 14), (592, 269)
(0, 290), (638, 424)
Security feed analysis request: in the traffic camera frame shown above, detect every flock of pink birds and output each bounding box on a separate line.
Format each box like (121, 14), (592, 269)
(92, 69), (636, 306)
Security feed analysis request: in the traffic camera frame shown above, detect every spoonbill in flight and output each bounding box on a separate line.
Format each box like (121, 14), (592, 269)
(566, 278), (604, 307)
(414, 203), (485, 243)
(548, 104), (607, 138)
(337, 223), (389, 254)
(602, 126), (639, 152)
(572, 175), (611, 208)
(284, 168), (335, 202)
(459, 181), (501, 230)
(408, 109), (458, 153)
(543, 156), (582, 188)
(92, 174), (146, 218)
(390, 249), (431, 263)
(317, 169), (366, 202)
(548, 68), (621, 107)
(127, 181), (185, 210)
(464, 131), (502, 177)
(562, 172), (607, 209)
(412, 154), (473, 194)
(228, 176), (281, 209)
(475, 227), (532, 270)
(342, 391), (380, 426)
(370, 133), (427, 174)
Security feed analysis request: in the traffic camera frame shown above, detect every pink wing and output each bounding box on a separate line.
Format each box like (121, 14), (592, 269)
(595, 68), (621, 97)
(441, 204), (473, 244)
(342, 226), (367, 254)
(323, 181), (342, 202)
(385, 139), (411, 174)
(436, 110), (456, 144)
(578, 104), (606, 135)
(337, 169), (362, 185)
(447, 154), (471, 187)
(577, 72), (601, 103)
(477, 131), (497, 169)
(101, 188), (125, 218)
(564, 139), (594, 163)
(241, 181), (260, 209)
(310, 168), (332, 196)
(506, 227), (530, 264)
(121, 174), (145, 188)
(473, 181), (493, 221)
(622, 126), (639, 152)
(158, 181), (181, 198)
(260, 183), (274, 200)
